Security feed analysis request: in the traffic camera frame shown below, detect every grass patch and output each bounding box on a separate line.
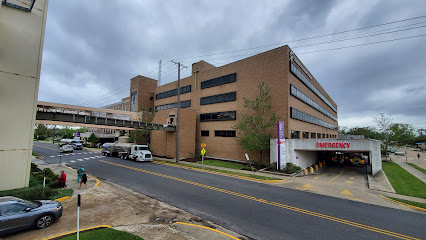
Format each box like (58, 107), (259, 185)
(388, 197), (426, 209)
(406, 163), (426, 174)
(194, 160), (245, 169)
(155, 160), (281, 181)
(382, 161), (426, 199)
(59, 228), (143, 240)
(32, 152), (41, 156)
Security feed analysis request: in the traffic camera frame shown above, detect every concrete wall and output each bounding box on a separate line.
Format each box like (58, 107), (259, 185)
(270, 139), (382, 175)
(0, 0), (49, 191)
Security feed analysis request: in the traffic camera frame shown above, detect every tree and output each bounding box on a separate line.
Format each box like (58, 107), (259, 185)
(88, 133), (99, 145)
(234, 82), (278, 163)
(131, 106), (156, 144)
(34, 124), (48, 140)
(390, 123), (415, 146)
(347, 127), (382, 140)
(374, 113), (393, 160)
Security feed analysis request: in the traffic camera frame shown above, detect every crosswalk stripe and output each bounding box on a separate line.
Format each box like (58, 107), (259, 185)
(77, 153), (82, 155)
(70, 160), (77, 163)
(50, 156), (55, 157)
(78, 159), (84, 161)
(83, 158), (90, 160)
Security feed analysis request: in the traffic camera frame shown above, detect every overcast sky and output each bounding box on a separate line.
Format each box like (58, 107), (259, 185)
(39, 0), (426, 131)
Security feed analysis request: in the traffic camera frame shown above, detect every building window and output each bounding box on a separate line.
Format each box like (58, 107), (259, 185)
(214, 130), (236, 137)
(291, 131), (300, 139)
(156, 85), (191, 100)
(326, 134), (329, 138)
(290, 107), (337, 130)
(317, 133), (321, 138)
(201, 73), (236, 89)
(290, 63), (337, 113)
(201, 130), (209, 136)
(322, 134), (326, 138)
(290, 85), (337, 122)
(302, 132), (309, 139)
(2, 0), (36, 12)
(200, 92), (236, 105)
(200, 111), (236, 122)
(131, 91), (137, 112)
(155, 100), (191, 111)
(311, 133), (316, 139)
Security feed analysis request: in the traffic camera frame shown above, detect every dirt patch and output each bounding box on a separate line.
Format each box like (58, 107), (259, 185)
(4, 181), (238, 240)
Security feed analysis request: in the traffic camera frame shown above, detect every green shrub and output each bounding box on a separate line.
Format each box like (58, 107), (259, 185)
(241, 165), (256, 171)
(34, 168), (59, 186)
(281, 163), (301, 174)
(31, 163), (40, 172)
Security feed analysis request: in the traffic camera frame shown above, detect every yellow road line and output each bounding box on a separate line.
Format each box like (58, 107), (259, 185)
(327, 166), (346, 184)
(154, 160), (285, 183)
(33, 143), (58, 151)
(99, 160), (419, 240)
(172, 222), (240, 240)
(42, 225), (111, 240)
(380, 195), (426, 212)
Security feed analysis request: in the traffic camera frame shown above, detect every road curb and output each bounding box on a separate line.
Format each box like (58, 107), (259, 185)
(380, 195), (426, 212)
(153, 160), (285, 183)
(172, 222), (240, 240)
(42, 225), (111, 240)
(55, 196), (71, 202)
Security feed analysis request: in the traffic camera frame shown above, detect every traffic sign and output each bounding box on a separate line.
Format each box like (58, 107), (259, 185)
(201, 143), (206, 148)
(201, 148), (206, 155)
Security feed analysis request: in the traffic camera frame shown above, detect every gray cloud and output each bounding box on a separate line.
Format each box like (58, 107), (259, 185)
(39, 0), (426, 129)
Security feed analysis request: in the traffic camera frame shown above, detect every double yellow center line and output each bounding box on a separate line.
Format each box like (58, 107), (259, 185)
(99, 160), (419, 240)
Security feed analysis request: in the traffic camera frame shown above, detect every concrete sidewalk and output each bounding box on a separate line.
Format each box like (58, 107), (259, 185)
(391, 149), (426, 184)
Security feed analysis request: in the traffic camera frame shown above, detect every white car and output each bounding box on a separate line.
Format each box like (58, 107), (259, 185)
(59, 144), (73, 153)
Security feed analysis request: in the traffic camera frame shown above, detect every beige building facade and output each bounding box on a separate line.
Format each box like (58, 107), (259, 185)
(0, 0), (49, 191)
(112, 45), (338, 163)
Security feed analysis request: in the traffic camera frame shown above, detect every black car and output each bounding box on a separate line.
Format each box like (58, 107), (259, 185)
(0, 196), (63, 236)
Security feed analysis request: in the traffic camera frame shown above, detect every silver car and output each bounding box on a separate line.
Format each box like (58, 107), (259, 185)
(0, 196), (63, 236)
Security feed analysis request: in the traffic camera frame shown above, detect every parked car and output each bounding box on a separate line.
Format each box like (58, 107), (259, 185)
(59, 144), (73, 153)
(0, 196), (63, 236)
(394, 150), (405, 156)
(350, 153), (366, 167)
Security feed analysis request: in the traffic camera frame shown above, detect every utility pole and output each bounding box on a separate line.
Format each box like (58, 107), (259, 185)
(171, 61), (186, 163)
(158, 60), (162, 87)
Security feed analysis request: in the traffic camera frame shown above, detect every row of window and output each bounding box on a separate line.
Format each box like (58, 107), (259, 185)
(200, 111), (236, 122)
(201, 130), (236, 137)
(155, 100), (191, 111)
(290, 131), (337, 139)
(290, 63), (337, 113)
(200, 92), (236, 105)
(156, 85), (192, 100)
(290, 85), (337, 122)
(291, 107), (338, 130)
(201, 73), (236, 89)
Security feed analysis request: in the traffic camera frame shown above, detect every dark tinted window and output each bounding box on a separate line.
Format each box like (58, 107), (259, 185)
(201, 73), (236, 89)
(156, 85), (191, 100)
(200, 111), (236, 122)
(214, 130), (236, 137)
(200, 92), (236, 105)
(201, 130), (209, 136)
(155, 100), (191, 111)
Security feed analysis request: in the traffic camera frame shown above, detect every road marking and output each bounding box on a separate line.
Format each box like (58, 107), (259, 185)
(65, 154), (70, 156)
(70, 160), (77, 163)
(50, 156), (55, 158)
(296, 184), (312, 190)
(71, 153), (76, 155)
(349, 177), (355, 180)
(89, 157), (96, 159)
(345, 181), (354, 184)
(77, 153), (82, 155)
(33, 144), (58, 151)
(327, 166), (345, 184)
(77, 159), (84, 161)
(341, 189), (362, 202)
(83, 158), (90, 160)
(322, 174), (328, 176)
(99, 160), (419, 240)
(314, 177), (320, 179)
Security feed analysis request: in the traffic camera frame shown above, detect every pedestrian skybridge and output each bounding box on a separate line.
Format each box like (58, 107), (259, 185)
(36, 101), (175, 131)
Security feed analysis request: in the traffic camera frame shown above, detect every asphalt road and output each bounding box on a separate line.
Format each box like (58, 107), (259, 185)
(33, 142), (426, 240)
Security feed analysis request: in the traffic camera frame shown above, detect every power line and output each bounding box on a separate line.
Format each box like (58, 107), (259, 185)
(171, 15), (426, 61)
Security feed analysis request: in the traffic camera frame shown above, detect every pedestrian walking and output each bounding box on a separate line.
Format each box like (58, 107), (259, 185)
(77, 165), (85, 182)
(418, 153), (421, 160)
(79, 171), (88, 189)
(58, 170), (67, 189)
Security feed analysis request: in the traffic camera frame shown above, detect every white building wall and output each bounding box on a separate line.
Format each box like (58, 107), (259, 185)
(0, 0), (49, 191)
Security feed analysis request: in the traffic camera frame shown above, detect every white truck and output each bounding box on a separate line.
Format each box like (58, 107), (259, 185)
(59, 139), (83, 150)
(101, 142), (152, 162)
